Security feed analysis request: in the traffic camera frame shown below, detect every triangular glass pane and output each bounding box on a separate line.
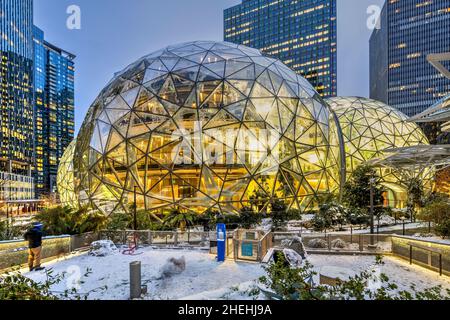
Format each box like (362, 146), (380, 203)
(203, 52), (225, 64)
(173, 66), (200, 82)
(225, 61), (253, 77)
(144, 75), (168, 95)
(161, 57), (180, 71)
(147, 59), (168, 71)
(105, 95), (131, 111)
(198, 65), (223, 81)
(227, 80), (254, 96)
(143, 68), (167, 83)
(256, 70), (275, 94)
(197, 81), (222, 106)
(172, 58), (198, 71)
(250, 82), (274, 98)
(251, 98), (276, 119)
(204, 61), (226, 78)
(184, 52), (208, 64)
(135, 88), (154, 110)
(120, 86), (140, 108)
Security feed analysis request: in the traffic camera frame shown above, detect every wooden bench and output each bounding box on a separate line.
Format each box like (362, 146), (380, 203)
(407, 242), (444, 276)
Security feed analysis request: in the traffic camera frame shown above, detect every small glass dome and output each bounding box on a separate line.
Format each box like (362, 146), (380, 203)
(326, 97), (432, 208)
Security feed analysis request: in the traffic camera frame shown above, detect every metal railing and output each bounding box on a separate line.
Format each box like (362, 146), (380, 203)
(273, 232), (393, 254)
(391, 236), (450, 276)
(98, 230), (210, 248)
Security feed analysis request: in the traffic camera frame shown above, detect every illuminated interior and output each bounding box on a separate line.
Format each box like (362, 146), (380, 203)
(326, 97), (432, 208)
(65, 41), (341, 216)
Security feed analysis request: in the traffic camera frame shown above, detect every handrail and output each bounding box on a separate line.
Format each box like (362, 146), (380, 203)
(392, 235), (450, 248)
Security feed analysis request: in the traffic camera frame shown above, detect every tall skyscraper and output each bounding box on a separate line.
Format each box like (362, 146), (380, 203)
(1, 1), (75, 198)
(224, 0), (337, 98)
(0, 0), (35, 174)
(33, 27), (75, 196)
(370, 0), (450, 118)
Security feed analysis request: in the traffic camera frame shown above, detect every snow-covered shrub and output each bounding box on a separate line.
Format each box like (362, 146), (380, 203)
(331, 239), (346, 249)
(280, 239), (291, 247)
(413, 233), (434, 238)
(88, 240), (118, 257)
(345, 208), (369, 226)
(377, 215), (395, 227)
(312, 201), (348, 231)
(160, 256), (186, 278)
(259, 218), (273, 232)
(308, 238), (328, 249)
(282, 249), (302, 267)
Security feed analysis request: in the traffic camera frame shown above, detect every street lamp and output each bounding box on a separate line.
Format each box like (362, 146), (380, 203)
(133, 186), (138, 231)
(369, 177), (376, 247)
(369, 177), (376, 235)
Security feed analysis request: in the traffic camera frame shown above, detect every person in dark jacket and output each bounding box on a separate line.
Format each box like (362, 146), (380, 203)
(24, 222), (44, 271)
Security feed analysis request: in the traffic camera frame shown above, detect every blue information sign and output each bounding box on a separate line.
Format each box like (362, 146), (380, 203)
(216, 223), (226, 262)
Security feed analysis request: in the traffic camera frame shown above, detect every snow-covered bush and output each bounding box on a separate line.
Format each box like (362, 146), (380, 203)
(259, 218), (273, 232)
(160, 256), (186, 278)
(331, 239), (346, 249)
(282, 249), (303, 267)
(413, 233), (434, 238)
(312, 200), (348, 231)
(308, 238), (327, 249)
(88, 240), (118, 257)
(377, 215), (396, 227)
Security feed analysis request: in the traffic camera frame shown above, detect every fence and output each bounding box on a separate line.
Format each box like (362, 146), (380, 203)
(97, 230), (211, 247)
(232, 229), (272, 262)
(391, 236), (450, 276)
(273, 232), (393, 254)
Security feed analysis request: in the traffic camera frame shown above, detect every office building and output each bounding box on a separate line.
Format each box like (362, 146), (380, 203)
(224, 0), (337, 98)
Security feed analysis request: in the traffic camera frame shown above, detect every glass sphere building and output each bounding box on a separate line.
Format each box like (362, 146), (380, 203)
(64, 41), (342, 216)
(326, 97), (432, 207)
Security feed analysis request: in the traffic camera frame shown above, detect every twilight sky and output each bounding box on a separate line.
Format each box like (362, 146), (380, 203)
(34, 0), (385, 133)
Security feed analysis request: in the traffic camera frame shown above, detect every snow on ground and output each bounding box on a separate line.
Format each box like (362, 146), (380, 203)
(308, 254), (450, 293)
(22, 247), (450, 300)
(24, 247), (265, 300)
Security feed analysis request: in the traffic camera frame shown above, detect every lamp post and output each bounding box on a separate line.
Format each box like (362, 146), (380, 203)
(6, 204), (9, 234)
(133, 186), (137, 231)
(369, 177), (376, 247)
(370, 179), (374, 234)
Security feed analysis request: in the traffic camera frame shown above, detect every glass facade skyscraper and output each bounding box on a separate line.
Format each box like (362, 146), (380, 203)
(370, 0), (450, 118)
(33, 27), (75, 196)
(224, 0), (337, 98)
(0, 0), (35, 173)
(1, 1), (75, 197)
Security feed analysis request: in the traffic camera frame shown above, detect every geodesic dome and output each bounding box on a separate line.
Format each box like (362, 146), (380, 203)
(56, 139), (78, 209)
(71, 41), (341, 217)
(326, 97), (432, 207)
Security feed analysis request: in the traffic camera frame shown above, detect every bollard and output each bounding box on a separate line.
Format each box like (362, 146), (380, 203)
(130, 261), (142, 299)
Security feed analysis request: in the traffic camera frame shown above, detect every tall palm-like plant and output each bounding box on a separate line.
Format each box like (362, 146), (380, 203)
(164, 209), (195, 232)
